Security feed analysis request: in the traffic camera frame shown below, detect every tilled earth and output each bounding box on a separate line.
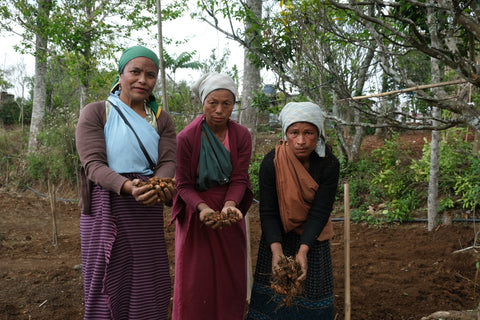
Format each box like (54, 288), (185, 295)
(0, 192), (478, 320)
(1, 130), (479, 319)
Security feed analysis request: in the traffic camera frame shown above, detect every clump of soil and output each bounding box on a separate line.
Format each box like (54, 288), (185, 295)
(271, 256), (304, 306)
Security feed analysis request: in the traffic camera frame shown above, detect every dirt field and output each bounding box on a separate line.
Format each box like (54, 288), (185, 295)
(1, 131), (480, 319)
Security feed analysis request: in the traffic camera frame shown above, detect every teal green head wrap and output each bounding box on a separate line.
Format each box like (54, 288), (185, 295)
(110, 45), (161, 117)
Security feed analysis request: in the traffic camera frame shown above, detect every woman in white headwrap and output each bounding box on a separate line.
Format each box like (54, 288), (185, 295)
(247, 102), (340, 319)
(171, 73), (254, 320)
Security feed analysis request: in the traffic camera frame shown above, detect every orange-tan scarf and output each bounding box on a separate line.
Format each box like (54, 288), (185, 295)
(274, 141), (334, 241)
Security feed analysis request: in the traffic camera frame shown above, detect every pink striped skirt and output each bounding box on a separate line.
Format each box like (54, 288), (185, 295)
(81, 183), (171, 319)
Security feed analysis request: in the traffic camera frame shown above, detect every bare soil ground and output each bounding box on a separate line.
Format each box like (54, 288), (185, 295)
(1, 131), (479, 320)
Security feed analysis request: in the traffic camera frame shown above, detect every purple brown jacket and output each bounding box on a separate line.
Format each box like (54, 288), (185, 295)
(76, 100), (177, 214)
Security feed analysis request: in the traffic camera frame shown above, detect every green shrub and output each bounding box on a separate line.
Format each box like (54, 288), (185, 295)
(248, 152), (264, 199)
(340, 156), (381, 208)
(0, 98), (29, 125)
(0, 126), (28, 188)
(27, 110), (79, 184)
(454, 163), (480, 211)
(410, 128), (479, 211)
(369, 132), (421, 221)
(343, 132), (426, 224)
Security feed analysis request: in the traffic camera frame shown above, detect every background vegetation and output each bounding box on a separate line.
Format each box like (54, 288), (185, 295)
(1, 0), (480, 227)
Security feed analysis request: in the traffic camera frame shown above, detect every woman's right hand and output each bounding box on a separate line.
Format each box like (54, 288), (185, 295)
(124, 179), (159, 206)
(270, 242), (285, 272)
(199, 207), (224, 229)
(199, 207), (214, 221)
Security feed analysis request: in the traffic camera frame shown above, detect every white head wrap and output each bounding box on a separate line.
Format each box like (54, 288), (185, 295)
(191, 73), (237, 104)
(278, 102), (326, 157)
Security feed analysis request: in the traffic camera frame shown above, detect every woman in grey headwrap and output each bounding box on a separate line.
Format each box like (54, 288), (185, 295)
(247, 102), (340, 319)
(171, 73), (254, 320)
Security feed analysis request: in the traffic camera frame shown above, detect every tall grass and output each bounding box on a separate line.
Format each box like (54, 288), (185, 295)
(0, 125), (29, 190)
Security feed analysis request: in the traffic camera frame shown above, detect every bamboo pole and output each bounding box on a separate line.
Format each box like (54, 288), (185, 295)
(344, 182), (351, 320)
(156, 0), (169, 112)
(48, 179), (58, 246)
(246, 214), (253, 301)
(338, 79), (467, 102)
(5, 158), (8, 185)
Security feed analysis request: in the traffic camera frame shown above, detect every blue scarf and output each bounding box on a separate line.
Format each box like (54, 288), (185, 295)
(104, 93), (160, 175)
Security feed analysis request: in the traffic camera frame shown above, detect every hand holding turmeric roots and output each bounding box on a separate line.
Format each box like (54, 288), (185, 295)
(200, 207), (243, 229)
(271, 256), (305, 306)
(133, 177), (176, 206)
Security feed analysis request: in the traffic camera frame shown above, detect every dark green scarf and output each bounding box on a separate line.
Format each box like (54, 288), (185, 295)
(196, 121), (232, 191)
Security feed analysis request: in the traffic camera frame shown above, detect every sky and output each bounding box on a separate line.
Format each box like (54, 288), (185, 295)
(0, 12), (246, 97)
(160, 16), (245, 84)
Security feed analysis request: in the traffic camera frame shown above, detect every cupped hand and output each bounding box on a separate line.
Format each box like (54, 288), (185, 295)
(199, 207), (224, 229)
(295, 251), (308, 282)
(161, 182), (175, 206)
(270, 242), (285, 273)
(220, 206), (243, 227)
(131, 179), (159, 206)
(272, 253), (286, 273)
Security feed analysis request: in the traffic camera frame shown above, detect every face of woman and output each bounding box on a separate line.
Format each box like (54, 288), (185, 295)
(203, 89), (235, 130)
(286, 122), (319, 163)
(119, 57), (158, 108)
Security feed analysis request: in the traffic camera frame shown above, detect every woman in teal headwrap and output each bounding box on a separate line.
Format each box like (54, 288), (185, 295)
(76, 45), (176, 320)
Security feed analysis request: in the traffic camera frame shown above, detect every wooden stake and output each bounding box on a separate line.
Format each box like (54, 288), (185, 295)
(48, 179), (58, 246)
(246, 214), (253, 302)
(5, 158), (8, 185)
(344, 182), (351, 320)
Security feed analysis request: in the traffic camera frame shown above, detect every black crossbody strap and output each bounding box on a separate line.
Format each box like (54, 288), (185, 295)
(109, 102), (156, 171)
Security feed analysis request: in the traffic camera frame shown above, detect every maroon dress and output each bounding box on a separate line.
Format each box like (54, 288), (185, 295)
(171, 116), (253, 320)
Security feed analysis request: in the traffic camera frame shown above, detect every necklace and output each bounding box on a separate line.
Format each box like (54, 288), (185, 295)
(144, 102), (152, 122)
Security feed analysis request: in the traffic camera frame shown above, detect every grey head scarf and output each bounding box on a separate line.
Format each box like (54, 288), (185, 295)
(191, 73), (237, 104)
(278, 101), (326, 157)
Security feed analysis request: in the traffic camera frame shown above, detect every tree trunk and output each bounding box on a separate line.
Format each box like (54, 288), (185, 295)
(80, 83), (87, 111)
(239, 0), (262, 302)
(427, 2), (441, 231)
(78, 2), (92, 111)
(330, 93), (345, 160)
(157, 0), (169, 112)
(473, 130), (479, 154)
(239, 56), (260, 152)
(28, 0), (52, 153)
(428, 120), (441, 230)
(28, 38), (48, 153)
(239, 0), (261, 153)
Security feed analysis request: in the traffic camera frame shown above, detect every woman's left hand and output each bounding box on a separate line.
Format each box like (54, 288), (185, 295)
(295, 244), (310, 282)
(221, 205), (243, 226)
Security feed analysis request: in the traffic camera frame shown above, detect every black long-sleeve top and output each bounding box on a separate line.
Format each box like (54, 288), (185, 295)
(259, 146), (340, 248)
